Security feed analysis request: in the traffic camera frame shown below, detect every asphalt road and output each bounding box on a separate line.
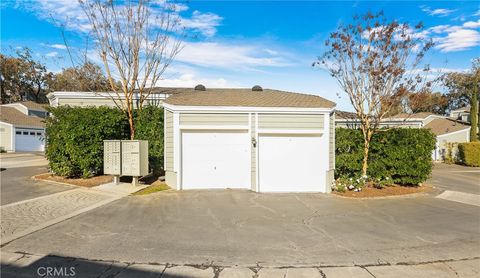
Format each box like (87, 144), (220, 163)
(428, 163), (480, 194)
(0, 156), (478, 270)
(2, 189), (479, 267)
(0, 153), (73, 205)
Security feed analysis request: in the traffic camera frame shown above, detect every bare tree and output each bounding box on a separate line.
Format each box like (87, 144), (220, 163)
(315, 11), (434, 176)
(80, 0), (183, 139)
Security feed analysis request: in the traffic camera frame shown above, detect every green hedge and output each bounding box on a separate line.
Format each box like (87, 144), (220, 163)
(45, 106), (129, 178)
(458, 142), (480, 167)
(134, 106), (164, 175)
(336, 128), (436, 185)
(45, 106), (166, 178)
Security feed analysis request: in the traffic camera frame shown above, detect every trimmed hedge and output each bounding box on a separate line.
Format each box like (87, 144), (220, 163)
(458, 142), (480, 167)
(46, 106), (129, 178)
(336, 128), (436, 185)
(45, 106), (166, 178)
(134, 106), (164, 174)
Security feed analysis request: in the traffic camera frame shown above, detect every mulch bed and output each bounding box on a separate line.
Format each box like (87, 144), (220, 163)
(334, 184), (434, 198)
(34, 173), (112, 187)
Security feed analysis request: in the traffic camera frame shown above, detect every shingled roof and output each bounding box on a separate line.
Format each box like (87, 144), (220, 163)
(163, 88), (335, 108)
(0, 107), (45, 128)
(424, 118), (470, 136)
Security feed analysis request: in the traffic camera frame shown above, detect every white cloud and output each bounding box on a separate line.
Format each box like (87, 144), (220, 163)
(13, 1), (222, 38)
(41, 43), (67, 50)
(158, 73), (235, 88)
(421, 6), (456, 17)
(46, 51), (58, 57)
(264, 49), (279, 55)
(434, 27), (480, 52)
(463, 20), (480, 29)
(180, 10), (222, 37)
(176, 42), (292, 70)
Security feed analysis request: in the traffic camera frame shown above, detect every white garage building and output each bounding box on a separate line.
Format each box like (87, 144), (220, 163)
(163, 86), (336, 193)
(0, 101), (47, 152)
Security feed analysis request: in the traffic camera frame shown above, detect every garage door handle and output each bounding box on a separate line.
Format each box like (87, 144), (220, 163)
(214, 166), (216, 170)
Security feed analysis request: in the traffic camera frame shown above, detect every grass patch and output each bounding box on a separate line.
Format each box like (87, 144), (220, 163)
(133, 181), (170, 196)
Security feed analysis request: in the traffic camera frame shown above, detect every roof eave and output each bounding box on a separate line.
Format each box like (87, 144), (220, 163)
(163, 103), (335, 113)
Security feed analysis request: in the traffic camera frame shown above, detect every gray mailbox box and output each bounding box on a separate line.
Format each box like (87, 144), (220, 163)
(121, 140), (149, 177)
(104, 140), (122, 175)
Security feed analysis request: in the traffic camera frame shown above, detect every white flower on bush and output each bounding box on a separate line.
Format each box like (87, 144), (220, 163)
(348, 185), (354, 190)
(386, 177), (390, 180)
(362, 175), (368, 179)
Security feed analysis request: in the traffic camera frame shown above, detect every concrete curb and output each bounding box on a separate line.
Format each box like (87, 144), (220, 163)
(1, 250), (478, 278)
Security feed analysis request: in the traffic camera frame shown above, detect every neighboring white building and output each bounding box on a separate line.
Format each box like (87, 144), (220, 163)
(0, 101), (47, 152)
(449, 106), (471, 123)
(47, 87), (190, 108)
(335, 111), (470, 161)
(424, 118), (470, 161)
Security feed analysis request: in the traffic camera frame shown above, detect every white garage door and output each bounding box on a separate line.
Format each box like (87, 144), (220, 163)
(15, 129), (45, 152)
(181, 131), (250, 189)
(258, 135), (325, 192)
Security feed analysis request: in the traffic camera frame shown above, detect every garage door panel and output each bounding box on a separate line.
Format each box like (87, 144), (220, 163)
(15, 129), (45, 152)
(182, 131), (250, 189)
(259, 135), (325, 192)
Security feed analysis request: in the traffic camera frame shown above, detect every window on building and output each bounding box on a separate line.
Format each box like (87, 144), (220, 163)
(36, 132), (42, 136)
(23, 132), (28, 135)
(16, 131), (21, 135)
(30, 132), (35, 135)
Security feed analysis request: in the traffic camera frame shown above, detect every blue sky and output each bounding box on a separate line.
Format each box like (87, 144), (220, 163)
(1, 1), (479, 111)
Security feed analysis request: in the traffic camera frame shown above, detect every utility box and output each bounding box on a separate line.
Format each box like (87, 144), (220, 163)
(104, 140), (122, 175)
(121, 140), (149, 177)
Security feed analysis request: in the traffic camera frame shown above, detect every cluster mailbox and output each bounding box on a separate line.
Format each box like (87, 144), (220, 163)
(121, 140), (149, 176)
(104, 140), (121, 175)
(103, 140), (148, 183)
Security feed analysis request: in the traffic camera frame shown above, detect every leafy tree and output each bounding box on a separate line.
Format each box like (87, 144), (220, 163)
(0, 48), (52, 103)
(408, 90), (449, 115)
(49, 62), (112, 92)
(316, 11), (434, 176)
(442, 59), (480, 141)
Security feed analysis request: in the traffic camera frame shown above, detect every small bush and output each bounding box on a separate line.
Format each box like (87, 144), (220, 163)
(45, 106), (129, 178)
(458, 142), (480, 167)
(0, 147), (6, 153)
(134, 106), (164, 175)
(336, 128), (436, 185)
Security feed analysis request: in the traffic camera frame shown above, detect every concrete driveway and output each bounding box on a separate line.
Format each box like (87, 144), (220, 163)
(0, 153), (74, 205)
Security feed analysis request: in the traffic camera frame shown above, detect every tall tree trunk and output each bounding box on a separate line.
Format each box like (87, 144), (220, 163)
(470, 88), (478, 141)
(126, 101), (135, 140)
(361, 129), (373, 177)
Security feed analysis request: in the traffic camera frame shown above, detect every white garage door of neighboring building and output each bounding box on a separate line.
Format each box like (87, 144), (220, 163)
(15, 129), (45, 152)
(258, 135), (325, 192)
(181, 131), (250, 189)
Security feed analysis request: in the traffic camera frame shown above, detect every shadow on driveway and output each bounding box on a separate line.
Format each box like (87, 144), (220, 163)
(1, 253), (186, 278)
